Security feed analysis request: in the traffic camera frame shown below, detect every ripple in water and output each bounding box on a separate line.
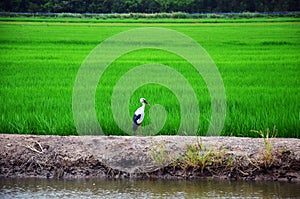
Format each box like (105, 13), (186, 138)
(1, 178), (299, 199)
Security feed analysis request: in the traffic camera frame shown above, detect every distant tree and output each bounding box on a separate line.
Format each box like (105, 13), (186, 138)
(154, 0), (172, 12)
(0, 0), (299, 13)
(140, 0), (160, 13)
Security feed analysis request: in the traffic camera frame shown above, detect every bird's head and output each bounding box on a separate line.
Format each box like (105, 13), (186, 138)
(140, 98), (150, 106)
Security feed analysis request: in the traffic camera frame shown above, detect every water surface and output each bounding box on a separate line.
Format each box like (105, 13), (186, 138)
(1, 178), (299, 198)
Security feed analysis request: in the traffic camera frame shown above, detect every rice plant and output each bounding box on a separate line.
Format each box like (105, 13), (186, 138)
(0, 20), (299, 137)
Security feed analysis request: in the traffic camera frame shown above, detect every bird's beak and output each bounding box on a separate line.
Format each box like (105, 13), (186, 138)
(144, 100), (150, 107)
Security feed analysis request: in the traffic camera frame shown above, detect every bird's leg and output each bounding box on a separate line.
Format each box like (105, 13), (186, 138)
(140, 123), (142, 136)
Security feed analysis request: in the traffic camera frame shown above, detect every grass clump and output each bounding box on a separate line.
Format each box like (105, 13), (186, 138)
(176, 139), (226, 173)
(150, 138), (228, 176)
(251, 126), (277, 168)
(148, 136), (298, 180)
(150, 139), (175, 168)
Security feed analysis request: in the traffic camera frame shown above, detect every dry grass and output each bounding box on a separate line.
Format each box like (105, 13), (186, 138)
(250, 126), (277, 168)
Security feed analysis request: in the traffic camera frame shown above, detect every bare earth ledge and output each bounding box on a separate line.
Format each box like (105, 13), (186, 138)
(0, 134), (299, 182)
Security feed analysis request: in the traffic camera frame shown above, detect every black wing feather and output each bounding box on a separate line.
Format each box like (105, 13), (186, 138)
(132, 114), (141, 131)
(133, 114), (141, 125)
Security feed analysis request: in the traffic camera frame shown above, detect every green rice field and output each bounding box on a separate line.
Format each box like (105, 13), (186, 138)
(0, 19), (299, 137)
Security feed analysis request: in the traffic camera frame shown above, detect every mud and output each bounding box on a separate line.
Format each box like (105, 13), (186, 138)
(0, 134), (299, 182)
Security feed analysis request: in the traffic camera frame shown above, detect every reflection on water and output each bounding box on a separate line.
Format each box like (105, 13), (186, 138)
(1, 178), (299, 198)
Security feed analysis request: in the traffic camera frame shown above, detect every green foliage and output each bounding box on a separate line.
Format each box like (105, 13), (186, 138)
(1, 12), (300, 23)
(250, 126), (277, 168)
(0, 0), (299, 13)
(1, 16), (300, 24)
(176, 139), (226, 173)
(0, 21), (299, 137)
(150, 139), (174, 167)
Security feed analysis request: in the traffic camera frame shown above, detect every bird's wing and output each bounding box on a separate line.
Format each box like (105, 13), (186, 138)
(137, 113), (144, 124)
(133, 114), (141, 125)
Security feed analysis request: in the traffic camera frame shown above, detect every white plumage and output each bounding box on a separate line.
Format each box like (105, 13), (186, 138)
(133, 98), (150, 135)
(134, 105), (145, 125)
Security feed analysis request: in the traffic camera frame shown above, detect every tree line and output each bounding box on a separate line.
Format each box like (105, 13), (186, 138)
(1, 0), (299, 14)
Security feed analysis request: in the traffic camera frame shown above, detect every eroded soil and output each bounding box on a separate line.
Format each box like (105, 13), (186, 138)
(0, 134), (299, 182)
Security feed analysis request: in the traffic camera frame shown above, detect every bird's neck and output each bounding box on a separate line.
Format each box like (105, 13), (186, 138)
(141, 103), (145, 110)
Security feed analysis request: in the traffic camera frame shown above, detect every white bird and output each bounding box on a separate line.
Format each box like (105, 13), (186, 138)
(133, 98), (150, 136)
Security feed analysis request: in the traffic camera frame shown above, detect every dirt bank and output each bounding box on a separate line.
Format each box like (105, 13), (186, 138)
(0, 134), (299, 182)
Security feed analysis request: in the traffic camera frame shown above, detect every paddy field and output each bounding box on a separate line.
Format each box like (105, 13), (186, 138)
(0, 18), (299, 137)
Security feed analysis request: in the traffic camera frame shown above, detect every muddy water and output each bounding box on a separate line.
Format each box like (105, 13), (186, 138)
(1, 178), (299, 198)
